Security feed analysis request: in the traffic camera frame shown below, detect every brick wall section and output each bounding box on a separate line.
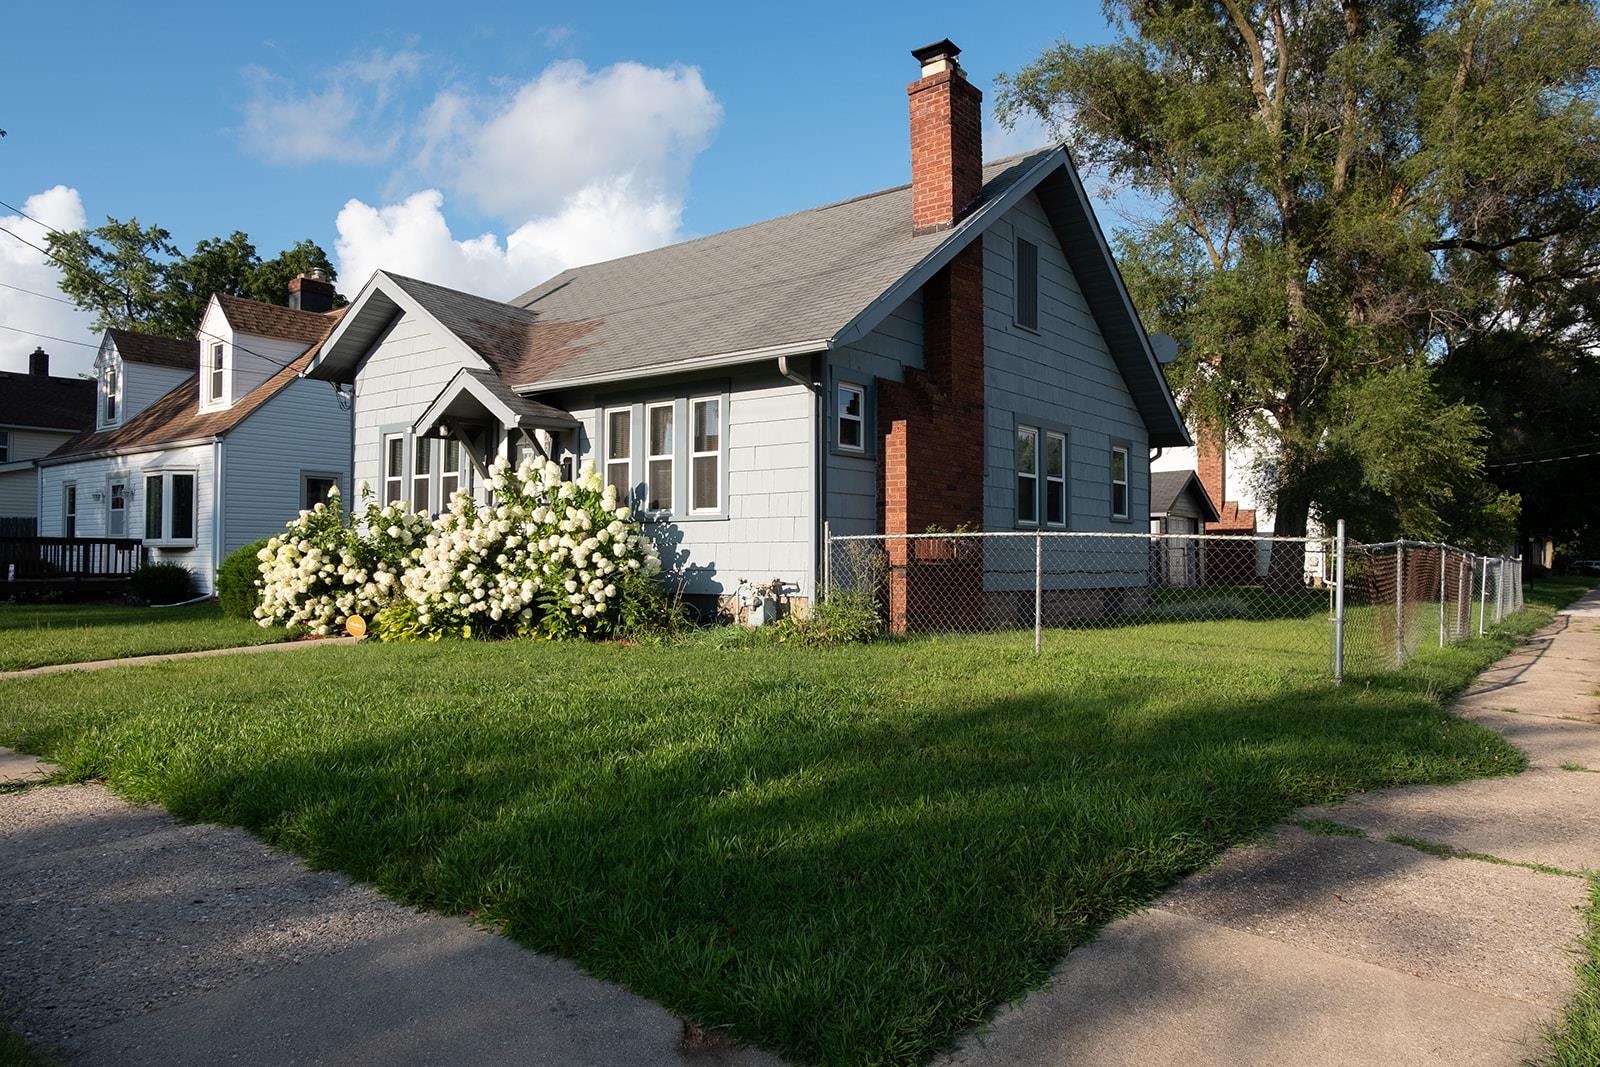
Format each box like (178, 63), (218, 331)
(908, 70), (984, 234)
(878, 241), (986, 631)
(1196, 417), (1226, 514)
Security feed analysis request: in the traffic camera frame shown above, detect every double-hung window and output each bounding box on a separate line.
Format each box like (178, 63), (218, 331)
(837, 382), (865, 451)
(1015, 237), (1039, 331)
(102, 361), (119, 424)
(1016, 426), (1039, 525)
(440, 439), (464, 504)
(605, 409), (633, 501)
(690, 397), (721, 513)
(143, 471), (195, 545)
(1044, 432), (1067, 527)
(383, 434), (405, 505)
(63, 483), (77, 538)
(646, 403), (674, 512)
(1110, 446), (1130, 520)
(302, 474), (339, 510)
(207, 342), (225, 404)
(412, 437), (433, 514)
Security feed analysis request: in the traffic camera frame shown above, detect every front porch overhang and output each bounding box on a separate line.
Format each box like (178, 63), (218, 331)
(413, 368), (579, 444)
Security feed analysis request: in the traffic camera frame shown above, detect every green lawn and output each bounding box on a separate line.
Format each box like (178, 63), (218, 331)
(0, 602), (291, 672)
(0, 585), (1581, 1065)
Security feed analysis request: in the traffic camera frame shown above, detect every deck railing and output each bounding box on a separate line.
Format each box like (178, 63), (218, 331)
(0, 536), (148, 583)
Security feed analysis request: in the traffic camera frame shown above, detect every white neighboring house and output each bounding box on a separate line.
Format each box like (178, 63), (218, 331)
(0, 348), (94, 528)
(36, 279), (352, 593)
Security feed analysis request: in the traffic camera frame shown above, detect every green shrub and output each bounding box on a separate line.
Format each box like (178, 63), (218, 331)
(216, 538), (271, 619)
(128, 563), (194, 605)
(778, 591), (883, 646)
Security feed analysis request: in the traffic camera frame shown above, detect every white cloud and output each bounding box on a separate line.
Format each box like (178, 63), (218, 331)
(417, 60), (722, 221)
(334, 179), (681, 300)
(240, 50), (424, 165)
(331, 57), (722, 299)
(0, 186), (97, 376)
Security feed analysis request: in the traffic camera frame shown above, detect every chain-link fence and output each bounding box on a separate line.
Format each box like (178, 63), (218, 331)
(822, 523), (1526, 682)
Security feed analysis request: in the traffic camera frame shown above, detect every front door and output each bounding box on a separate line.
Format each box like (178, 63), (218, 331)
(107, 482), (127, 537)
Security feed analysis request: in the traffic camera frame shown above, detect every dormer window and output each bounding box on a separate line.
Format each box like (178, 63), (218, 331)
(101, 359), (120, 425)
(207, 342), (225, 404)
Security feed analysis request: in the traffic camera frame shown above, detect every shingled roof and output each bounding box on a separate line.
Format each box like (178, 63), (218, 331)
(0, 370), (94, 432)
(107, 329), (196, 370)
(1151, 470), (1222, 523)
(216, 294), (339, 346)
(43, 309), (345, 463)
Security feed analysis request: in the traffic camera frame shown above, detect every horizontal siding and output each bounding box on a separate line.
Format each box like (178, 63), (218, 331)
(1, 428), (74, 464)
(984, 191), (1151, 546)
(118, 361), (191, 425)
(0, 469), (37, 518)
(37, 444), (219, 592)
(222, 377), (353, 555)
(555, 363), (815, 598)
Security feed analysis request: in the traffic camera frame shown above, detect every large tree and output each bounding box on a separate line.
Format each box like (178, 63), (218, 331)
(47, 220), (341, 338)
(998, 0), (1600, 554)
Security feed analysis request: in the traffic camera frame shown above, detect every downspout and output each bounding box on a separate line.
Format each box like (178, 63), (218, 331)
(778, 353), (824, 607)
(213, 438), (225, 597)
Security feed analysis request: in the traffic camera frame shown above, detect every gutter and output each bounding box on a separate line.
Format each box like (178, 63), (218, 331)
(36, 435), (223, 468)
(515, 338), (831, 395)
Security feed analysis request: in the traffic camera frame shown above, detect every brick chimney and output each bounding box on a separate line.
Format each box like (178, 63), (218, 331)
(287, 269), (336, 313)
(878, 40), (988, 633)
(28, 346), (49, 377)
(1196, 418), (1226, 515)
(908, 39), (984, 234)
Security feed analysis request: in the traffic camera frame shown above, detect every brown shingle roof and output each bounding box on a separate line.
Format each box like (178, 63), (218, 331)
(107, 329), (197, 370)
(215, 293), (339, 346)
(44, 310), (345, 461)
(0, 371), (95, 431)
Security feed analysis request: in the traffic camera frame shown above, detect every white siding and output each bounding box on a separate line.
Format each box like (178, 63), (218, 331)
(221, 376), (353, 556)
(352, 311), (484, 498)
(0, 429), (74, 518)
(119, 360), (191, 424)
(197, 302), (312, 412)
(555, 363), (815, 600)
(38, 444), (219, 591)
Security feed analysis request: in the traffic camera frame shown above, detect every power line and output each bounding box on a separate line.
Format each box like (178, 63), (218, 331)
(0, 321), (101, 350)
(0, 278), (77, 305)
(0, 208), (315, 373)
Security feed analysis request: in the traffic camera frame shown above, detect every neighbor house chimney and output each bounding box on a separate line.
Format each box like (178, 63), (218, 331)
(908, 39), (983, 234)
(1196, 418), (1227, 514)
(287, 268), (336, 313)
(28, 347), (49, 377)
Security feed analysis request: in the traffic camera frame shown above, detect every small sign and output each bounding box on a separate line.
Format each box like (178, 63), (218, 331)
(346, 615), (367, 639)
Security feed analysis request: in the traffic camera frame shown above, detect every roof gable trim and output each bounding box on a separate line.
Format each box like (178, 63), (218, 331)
(306, 271), (489, 383)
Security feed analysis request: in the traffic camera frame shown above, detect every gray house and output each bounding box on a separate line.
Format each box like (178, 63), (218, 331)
(306, 39), (1189, 626)
(1150, 470), (1221, 587)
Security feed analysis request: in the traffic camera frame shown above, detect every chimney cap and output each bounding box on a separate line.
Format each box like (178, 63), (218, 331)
(911, 38), (963, 75)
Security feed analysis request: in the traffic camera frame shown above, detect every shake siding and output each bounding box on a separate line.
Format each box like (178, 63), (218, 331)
(221, 377), (352, 556)
(351, 311), (484, 496)
(37, 444), (218, 590)
(824, 293), (923, 535)
(556, 363), (814, 599)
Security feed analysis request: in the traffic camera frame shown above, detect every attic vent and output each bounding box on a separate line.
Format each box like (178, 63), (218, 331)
(1015, 237), (1039, 331)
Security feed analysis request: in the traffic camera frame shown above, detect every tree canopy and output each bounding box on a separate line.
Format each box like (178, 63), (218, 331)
(47, 220), (343, 339)
(998, 0), (1600, 551)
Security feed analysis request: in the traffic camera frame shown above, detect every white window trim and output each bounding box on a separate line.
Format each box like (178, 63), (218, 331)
(689, 395), (722, 515)
(439, 439), (464, 507)
(411, 436), (435, 515)
(143, 469), (198, 548)
(100, 358), (121, 427)
(644, 401), (675, 514)
(1016, 425), (1039, 527)
(1111, 445), (1131, 520)
(382, 432), (406, 506)
(1044, 431), (1067, 528)
(62, 481), (77, 539)
(106, 477), (130, 538)
(837, 381), (866, 453)
(603, 407), (634, 503)
(205, 341), (227, 407)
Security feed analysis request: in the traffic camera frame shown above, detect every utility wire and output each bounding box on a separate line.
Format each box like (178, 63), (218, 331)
(0, 206), (318, 373)
(0, 321), (102, 350)
(0, 278), (78, 305)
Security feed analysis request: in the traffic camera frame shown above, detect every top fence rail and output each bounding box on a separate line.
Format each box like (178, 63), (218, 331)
(822, 522), (1524, 681)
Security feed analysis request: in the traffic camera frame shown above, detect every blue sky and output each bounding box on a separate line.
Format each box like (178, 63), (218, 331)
(0, 1), (1127, 373)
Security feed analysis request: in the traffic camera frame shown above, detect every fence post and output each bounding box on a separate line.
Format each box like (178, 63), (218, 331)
(822, 521), (831, 605)
(1439, 545), (1447, 649)
(1395, 542), (1406, 666)
(1479, 556), (1489, 636)
(1033, 530), (1043, 656)
(1333, 519), (1346, 685)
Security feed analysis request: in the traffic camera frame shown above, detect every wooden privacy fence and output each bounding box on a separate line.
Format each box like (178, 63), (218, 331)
(0, 536), (148, 586)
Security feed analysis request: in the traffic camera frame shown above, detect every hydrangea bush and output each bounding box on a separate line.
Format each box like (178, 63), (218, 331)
(254, 459), (664, 641)
(253, 486), (430, 634)
(401, 456), (660, 639)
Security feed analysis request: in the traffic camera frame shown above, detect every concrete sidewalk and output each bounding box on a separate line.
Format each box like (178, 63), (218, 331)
(0, 779), (779, 1066)
(944, 587), (1600, 1067)
(0, 635), (358, 681)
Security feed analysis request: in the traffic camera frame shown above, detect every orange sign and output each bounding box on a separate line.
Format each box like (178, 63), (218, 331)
(346, 615), (367, 639)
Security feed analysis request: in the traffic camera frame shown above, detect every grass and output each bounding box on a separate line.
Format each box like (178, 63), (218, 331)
(1541, 880), (1600, 1067)
(0, 1026), (57, 1067)
(1383, 834), (1583, 880)
(2, 592), (1568, 1066)
(0, 601), (291, 672)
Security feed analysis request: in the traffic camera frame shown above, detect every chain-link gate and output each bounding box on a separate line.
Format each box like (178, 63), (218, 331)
(822, 522), (1526, 682)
